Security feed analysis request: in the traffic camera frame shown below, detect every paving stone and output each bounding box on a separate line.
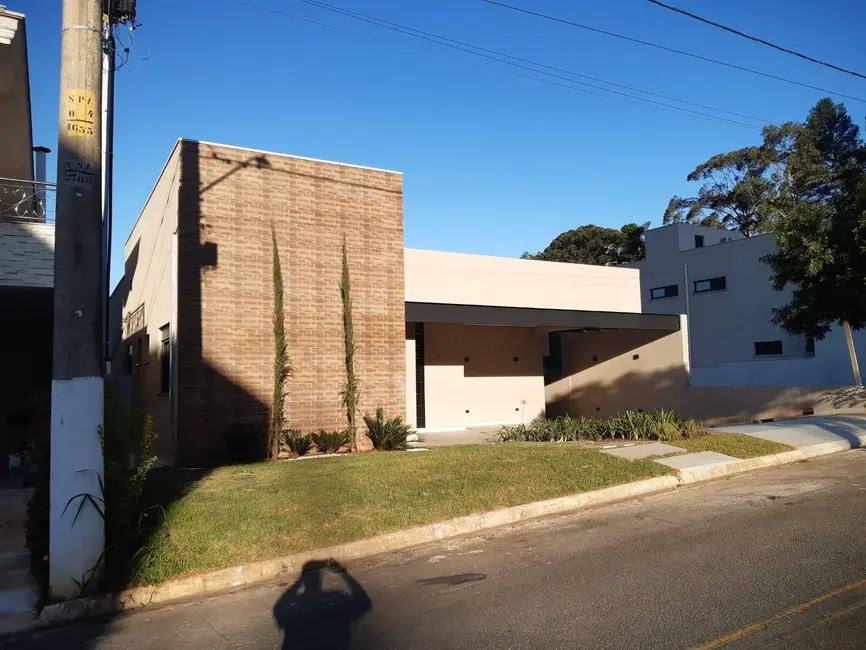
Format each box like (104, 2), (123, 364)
(601, 443), (686, 460)
(655, 451), (738, 470)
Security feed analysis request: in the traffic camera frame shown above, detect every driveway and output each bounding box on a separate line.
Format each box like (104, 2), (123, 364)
(714, 414), (866, 448)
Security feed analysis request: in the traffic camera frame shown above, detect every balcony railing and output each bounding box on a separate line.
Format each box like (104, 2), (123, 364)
(0, 177), (56, 224)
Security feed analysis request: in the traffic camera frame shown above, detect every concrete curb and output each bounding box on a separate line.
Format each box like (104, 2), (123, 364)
(24, 435), (866, 633)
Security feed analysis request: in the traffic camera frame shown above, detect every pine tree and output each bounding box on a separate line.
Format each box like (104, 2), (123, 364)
(270, 223), (291, 458)
(340, 235), (361, 452)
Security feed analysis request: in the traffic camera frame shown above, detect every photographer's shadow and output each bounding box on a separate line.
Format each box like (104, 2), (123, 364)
(274, 559), (372, 650)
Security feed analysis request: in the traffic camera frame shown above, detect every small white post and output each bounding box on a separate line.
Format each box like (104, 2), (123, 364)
(843, 320), (862, 386)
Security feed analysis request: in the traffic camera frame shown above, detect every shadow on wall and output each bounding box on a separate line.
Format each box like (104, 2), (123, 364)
(176, 140), (272, 466)
(547, 364), (866, 425)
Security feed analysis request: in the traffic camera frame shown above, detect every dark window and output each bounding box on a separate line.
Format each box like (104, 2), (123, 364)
(694, 276), (726, 293)
(136, 334), (149, 365)
(543, 332), (563, 382)
(649, 284), (679, 300)
(806, 337), (815, 356)
(124, 343), (133, 375)
(414, 323), (426, 429)
(754, 340), (783, 356)
(694, 235), (705, 248)
(159, 324), (171, 395)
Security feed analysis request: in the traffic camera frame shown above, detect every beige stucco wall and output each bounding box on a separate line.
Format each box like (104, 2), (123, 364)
(121, 144), (180, 462)
(0, 221), (54, 287)
(0, 9), (33, 181)
(405, 249), (641, 313)
(546, 324), (866, 424)
(420, 323), (545, 430)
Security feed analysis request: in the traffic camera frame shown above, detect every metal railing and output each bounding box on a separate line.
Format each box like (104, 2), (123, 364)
(0, 177), (56, 224)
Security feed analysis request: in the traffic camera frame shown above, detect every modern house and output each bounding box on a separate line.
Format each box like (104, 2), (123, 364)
(0, 6), (54, 470)
(625, 223), (865, 388)
(117, 140), (863, 466)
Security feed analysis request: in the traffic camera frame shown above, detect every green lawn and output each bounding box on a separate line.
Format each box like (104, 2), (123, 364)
(130, 445), (670, 585)
(671, 433), (793, 458)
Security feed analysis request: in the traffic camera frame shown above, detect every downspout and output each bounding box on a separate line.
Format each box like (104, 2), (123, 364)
(684, 263), (692, 383)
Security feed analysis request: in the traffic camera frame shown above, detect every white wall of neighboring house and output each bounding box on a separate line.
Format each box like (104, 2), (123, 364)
(0, 220), (54, 287)
(628, 223), (865, 388)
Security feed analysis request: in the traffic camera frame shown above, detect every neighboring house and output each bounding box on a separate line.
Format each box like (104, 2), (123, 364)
(625, 223), (865, 388)
(118, 139), (861, 466)
(0, 7), (54, 469)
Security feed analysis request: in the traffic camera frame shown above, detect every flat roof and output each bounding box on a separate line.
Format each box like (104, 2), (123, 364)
(406, 302), (680, 331)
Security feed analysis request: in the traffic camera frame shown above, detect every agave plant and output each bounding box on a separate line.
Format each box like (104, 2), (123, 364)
(280, 429), (312, 457)
(310, 429), (350, 454)
(363, 408), (413, 451)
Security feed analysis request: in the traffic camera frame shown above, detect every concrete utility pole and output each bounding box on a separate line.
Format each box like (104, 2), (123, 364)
(50, 0), (105, 599)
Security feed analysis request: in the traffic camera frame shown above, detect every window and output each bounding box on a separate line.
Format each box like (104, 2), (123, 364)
(649, 284), (679, 300)
(159, 324), (171, 395)
(806, 337), (815, 356)
(543, 332), (563, 381)
(694, 235), (705, 248)
(124, 343), (133, 375)
(136, 334), (149, 365)
(694, 276), (726, 293)
(754, 340), (783, 356)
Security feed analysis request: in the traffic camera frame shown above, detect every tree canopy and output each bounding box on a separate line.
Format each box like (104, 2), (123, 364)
(522, 223), (649, 266)
(762, 98), (866, 339)
(663, 143), (783, 236)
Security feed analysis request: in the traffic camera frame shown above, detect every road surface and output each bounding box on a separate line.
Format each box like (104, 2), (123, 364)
(8, 449), (866, 649)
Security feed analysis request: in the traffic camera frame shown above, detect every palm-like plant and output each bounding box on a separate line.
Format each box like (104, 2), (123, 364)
(364, 408), (413, 451)
(280, 429), (312, 457)
(310, 430), (350, 454)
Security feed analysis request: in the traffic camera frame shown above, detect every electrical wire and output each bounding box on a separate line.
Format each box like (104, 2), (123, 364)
(478, 0), (866, 103)
(297, 0), (768, 124)
(647, 0), (866, 81)
(229, 0), (390, 42)
(263, 0), (762, 129)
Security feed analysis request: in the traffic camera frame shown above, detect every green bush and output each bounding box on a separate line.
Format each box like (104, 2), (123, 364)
(498, 408), (698, 444)
(26, 380), (159, 599)
(680, 419), (705, 439)
(280, 429), (312, 456)
(364, 408), (413, 451)
(310, 430), (349, 454)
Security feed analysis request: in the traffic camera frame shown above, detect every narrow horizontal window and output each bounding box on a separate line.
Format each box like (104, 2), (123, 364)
(754, 340), (783, 356)
(694, 276), (726, 293)
(649, 284), (678, 300)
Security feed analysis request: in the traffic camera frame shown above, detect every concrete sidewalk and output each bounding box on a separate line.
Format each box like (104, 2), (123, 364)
(715, 415), (866, 448)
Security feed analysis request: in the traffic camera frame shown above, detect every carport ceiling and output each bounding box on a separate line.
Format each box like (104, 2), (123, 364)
(405, 302), (680, 332)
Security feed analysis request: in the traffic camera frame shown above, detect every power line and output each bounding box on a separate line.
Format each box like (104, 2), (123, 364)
(228, 0), (389, 42)
(648, 0), (866, 81)
(479, 0), (866, 103)
(298, 0), (768, 124)
(275, 0), (761, 128)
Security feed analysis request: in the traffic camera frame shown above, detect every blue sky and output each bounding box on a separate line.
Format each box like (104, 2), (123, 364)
(19, 0), (866, 286)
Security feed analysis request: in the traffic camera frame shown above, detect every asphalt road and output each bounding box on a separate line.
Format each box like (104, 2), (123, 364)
(7, 449), (866, 649)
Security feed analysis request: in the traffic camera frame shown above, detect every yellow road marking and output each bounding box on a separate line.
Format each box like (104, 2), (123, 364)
(691, 577), (866, 649)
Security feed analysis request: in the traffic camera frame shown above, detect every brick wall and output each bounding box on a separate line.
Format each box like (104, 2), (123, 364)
(0, 221), (55, 288)
(176, 141), (406, 465)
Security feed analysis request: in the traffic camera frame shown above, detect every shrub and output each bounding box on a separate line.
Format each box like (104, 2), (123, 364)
(680, 419), (705, 439)
(223, 422), (266, 464)
(310, 430), (349, 454)
(653, 421), (683, 442)
(280, 429), (312, 457)
(364, 408), (413, 451)
(26, 380), (159, 599)
(498, 409), (693, 444)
